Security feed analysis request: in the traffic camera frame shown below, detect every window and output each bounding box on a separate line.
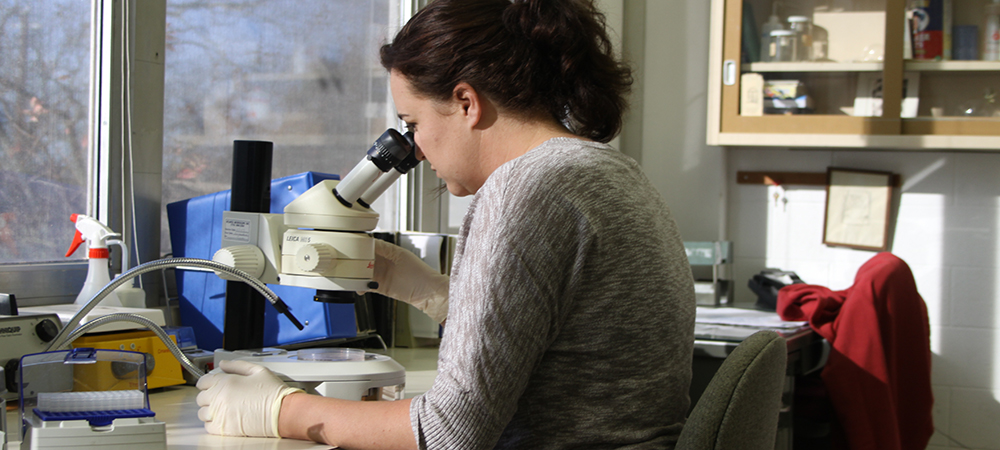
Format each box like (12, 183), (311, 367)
(160, 0), (407, 255)
(1, 0), (418, 306)
(0, 1), (100, 305)
(0, 2), (92, 264)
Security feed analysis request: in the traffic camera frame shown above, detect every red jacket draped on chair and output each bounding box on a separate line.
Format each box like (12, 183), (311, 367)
(777, 252), (934, 450)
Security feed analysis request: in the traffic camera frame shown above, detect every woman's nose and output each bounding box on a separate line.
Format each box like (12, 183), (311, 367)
(414, 145), (426, 161)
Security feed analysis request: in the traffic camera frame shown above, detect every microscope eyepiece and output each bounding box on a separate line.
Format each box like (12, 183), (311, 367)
(367, 129), (413, 171)
(393, 148), (421, 174)
(333, 129), (415, 207)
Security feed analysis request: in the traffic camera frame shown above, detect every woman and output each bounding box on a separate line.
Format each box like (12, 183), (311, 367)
(196, 1), (695, 448)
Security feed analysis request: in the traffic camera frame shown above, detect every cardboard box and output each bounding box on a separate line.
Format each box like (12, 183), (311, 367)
(813, 11), (886, 62)
(763, 80), (807, 99)
(910, 0), (952, 60)
(740, 73), (764, 116)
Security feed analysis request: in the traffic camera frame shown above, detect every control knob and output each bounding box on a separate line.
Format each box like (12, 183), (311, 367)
(295, 243), (338, 274)
(212, 245), (266, 280)
(35, 318), (59, 342)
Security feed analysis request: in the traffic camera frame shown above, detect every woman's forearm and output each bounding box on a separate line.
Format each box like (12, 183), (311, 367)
(278, 392), (417, 449)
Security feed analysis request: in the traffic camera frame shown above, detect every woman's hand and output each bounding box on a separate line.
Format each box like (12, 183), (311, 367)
(371, 239), (449, 323)
(196, 359), (304, 437)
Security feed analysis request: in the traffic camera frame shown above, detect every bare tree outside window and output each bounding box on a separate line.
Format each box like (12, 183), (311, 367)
(160, 0), (397, 255)
(0, 1), (401, 263)
(0, 2), (90, 264)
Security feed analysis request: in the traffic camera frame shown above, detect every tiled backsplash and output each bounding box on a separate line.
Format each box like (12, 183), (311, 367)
(726, 148), (1000, 450)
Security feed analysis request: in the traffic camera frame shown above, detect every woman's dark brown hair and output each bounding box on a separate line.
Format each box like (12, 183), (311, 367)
(380, 0), (632, 144)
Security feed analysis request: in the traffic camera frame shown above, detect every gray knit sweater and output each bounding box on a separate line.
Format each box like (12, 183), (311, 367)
(410, 138), (696, 449)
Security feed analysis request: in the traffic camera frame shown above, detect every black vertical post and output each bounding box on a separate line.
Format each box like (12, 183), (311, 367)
(224, 140), (272, 351)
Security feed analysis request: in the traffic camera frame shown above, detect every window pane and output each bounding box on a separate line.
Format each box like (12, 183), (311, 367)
(161, 0), (398, 255)
(0, 2), (91, 264)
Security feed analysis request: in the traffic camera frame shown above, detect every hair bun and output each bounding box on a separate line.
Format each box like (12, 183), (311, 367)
(501, 0), (534, 40)
(504, 0), (574, 44)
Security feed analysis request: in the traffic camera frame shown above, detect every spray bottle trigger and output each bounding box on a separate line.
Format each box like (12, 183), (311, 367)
(66, 228), (85, 257)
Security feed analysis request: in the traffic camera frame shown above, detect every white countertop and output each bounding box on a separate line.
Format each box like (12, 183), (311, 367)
(5, 347), (439, 449)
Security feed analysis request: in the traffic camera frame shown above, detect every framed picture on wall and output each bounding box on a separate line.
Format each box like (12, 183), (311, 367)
(822, 168), (894, 251)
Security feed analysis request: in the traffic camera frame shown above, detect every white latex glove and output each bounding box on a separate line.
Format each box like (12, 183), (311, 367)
(371, 239), (449, 324)
(196, 359), (304, 438)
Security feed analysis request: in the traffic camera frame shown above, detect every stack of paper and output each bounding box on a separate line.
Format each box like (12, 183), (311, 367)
(695, 306), (807, 330)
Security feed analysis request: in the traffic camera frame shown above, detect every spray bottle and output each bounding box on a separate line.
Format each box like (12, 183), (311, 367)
(65, 214), (123, 307)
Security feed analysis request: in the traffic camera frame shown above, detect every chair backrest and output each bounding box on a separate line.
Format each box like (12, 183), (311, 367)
(677, 330), (787, 450)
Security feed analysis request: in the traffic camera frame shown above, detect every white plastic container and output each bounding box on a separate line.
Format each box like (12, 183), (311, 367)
(985, 2), (1000, 61)
(76, 255), (122, 307)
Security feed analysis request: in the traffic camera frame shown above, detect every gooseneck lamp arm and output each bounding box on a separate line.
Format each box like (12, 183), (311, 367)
(45, 257), (303, 355)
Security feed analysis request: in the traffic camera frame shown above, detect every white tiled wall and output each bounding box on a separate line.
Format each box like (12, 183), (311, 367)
(727, 148), (1000, 450)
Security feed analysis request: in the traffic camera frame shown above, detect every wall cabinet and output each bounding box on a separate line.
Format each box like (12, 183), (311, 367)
(707, 0), (1000, 149)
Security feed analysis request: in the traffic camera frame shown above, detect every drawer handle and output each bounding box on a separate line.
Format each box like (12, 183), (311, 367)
(723, 59), (737, 86)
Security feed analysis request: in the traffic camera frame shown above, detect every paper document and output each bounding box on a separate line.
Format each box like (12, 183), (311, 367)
(696, 306), (807, 330)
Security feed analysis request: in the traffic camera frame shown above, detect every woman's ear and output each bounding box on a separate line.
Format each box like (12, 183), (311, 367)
(452, 82), (482, 127)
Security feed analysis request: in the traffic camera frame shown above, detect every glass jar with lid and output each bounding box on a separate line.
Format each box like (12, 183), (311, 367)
(768, 29), (797, 62)
(787, 16), (813, 61)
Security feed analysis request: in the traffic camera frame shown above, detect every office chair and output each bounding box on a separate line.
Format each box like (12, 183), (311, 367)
(676, 330), (787, 450)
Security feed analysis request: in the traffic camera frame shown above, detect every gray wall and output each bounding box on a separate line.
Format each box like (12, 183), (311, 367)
(619, 0), (726, 243)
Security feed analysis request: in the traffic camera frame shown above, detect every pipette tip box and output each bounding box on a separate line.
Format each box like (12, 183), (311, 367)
(19, 348), (165, 449)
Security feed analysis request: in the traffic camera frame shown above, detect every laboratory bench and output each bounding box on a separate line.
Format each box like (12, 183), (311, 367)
(5, 314), (818, 449)
(4, 347), (439, 450)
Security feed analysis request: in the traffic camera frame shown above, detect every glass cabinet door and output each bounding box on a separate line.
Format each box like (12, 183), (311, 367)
(721, 0), (902, 135)
(902, 0), (1000, 137)
(716, 0), (1000, 140)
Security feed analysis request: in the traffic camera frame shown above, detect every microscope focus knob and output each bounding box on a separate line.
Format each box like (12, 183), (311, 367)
(212, 245), (266, 280)
(295, 243), (338, 274)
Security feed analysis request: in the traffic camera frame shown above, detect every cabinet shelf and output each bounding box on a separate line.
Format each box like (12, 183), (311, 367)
(746, 62), (883, 72)
(904, 61), (1000, 72)
(746, 61), (1000, 73)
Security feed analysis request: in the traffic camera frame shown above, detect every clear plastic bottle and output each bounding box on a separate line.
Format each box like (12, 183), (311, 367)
(759, 6), (783, 62)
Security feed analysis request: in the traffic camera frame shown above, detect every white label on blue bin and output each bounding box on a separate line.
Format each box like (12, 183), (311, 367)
(223, 217), (253, 243)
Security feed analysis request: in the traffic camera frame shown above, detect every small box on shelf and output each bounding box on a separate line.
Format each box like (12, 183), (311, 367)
(910, 0), (953, 61)
(763, 79), (807, 99)
(740, 73), (764, 116)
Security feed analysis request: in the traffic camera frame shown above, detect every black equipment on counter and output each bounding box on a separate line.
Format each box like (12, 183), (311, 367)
(748, 269), (804, 311)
